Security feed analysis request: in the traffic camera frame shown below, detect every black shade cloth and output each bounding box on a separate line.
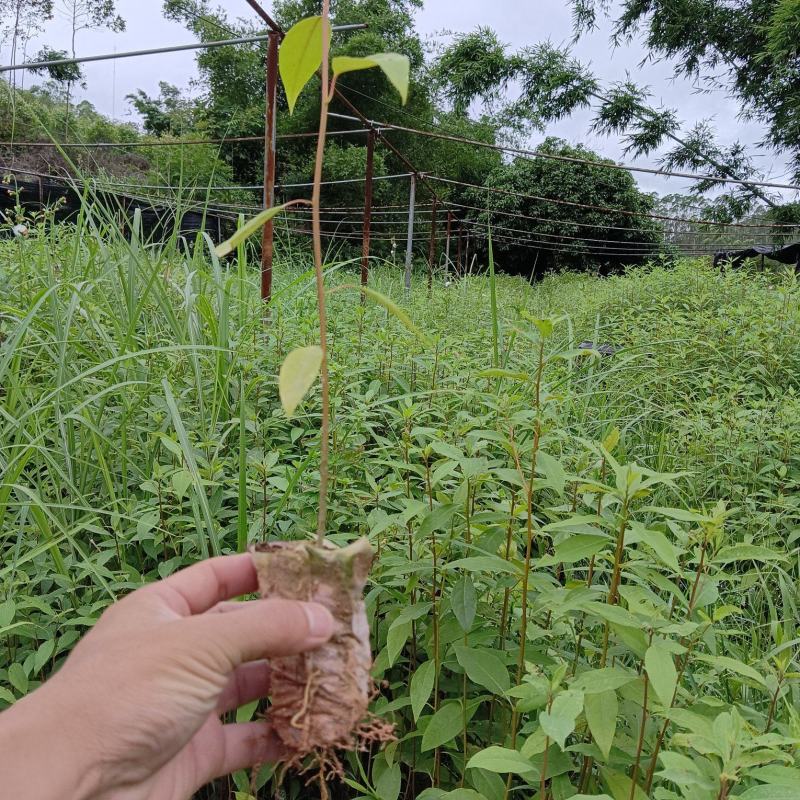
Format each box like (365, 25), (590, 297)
(714, 242), (800, 269)
(0, 172), (234, 242)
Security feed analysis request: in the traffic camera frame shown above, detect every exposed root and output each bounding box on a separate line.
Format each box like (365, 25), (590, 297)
(250, 538), (395, 796)
(356, 713), (397, 748)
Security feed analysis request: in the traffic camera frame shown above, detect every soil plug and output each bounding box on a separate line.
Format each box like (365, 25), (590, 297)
(251, 537), (394, 788)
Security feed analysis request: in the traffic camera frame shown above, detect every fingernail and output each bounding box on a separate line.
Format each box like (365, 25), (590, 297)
(301, 602), (334, 644)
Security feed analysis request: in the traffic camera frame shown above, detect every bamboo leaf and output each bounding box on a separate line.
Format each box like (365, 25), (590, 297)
(278, 345), (323, 417)
(338, 284), (430, 345)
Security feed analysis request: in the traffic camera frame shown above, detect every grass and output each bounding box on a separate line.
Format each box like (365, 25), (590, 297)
(3, 215), (800, 799)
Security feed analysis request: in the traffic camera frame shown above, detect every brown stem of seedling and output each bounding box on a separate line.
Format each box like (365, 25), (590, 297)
(313, 1), (332, 545)
(599, 494), (630, 668)
(504, 341), (545, 800)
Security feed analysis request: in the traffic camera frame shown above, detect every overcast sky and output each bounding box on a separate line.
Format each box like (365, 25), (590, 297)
(6, 0), (794, 196)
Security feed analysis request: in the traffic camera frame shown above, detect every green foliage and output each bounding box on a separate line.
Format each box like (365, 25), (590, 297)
(5, 209), (800, 800)
(464, 137), (662, 274)
(571, 0), (800, 182)
(126, 82), (199, 137)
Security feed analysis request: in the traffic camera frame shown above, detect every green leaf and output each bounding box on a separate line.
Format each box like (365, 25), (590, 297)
(418, 504), (457, 538)
(507, 676), (549, 712)
(738, 788), (800, 800)
(421, 702), (464, 751)
(410, 660), (436, 722)
(539, 534), (608, 566)
(0, 600), (15, 628)
(692, 653), (767, 687)
(584, 689), (617, 760)
(447, 556), (520, 574)
(386, 618), (412, 667)
(466, 746), (536, 775)
(214, 204), (289, 258)
(531, 317), (554, 338)
(278, 345), (323, 417)
(572, 667), (637, 695)
(712, 544), (787, 564)
(454, 646), (510, 694)
(451, 575), (477, 632)
(476, 369), (529, 381)
(332, 52), (410, 103)
(342, 284), (430, 345)
(628, 523), (681, 572)
(375, 762), (401, 800)
(280, 16), (327, 113)
(418, 790), (487, 800)
(7, 663), (27, 694)
(171, 468), (193, 500)
(236, 699), (259, 723)
(32, 639), (55, 674)
(600, 767), (648, 800)
(644, 643), (677, 706)
(656, 751), (712, 788)
(535, 451), (566, 494)
(539, 689), (584, 750)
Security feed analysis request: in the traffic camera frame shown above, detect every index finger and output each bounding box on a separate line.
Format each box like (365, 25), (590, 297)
(142, 554), (258, 616)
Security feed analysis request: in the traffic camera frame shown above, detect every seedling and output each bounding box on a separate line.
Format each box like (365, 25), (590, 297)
(213, 4), (409, 793)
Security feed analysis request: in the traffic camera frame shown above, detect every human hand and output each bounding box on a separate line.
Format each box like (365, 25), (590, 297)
(0, 554), (335, 800)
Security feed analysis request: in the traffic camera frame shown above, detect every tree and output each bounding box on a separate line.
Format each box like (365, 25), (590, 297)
(127, 82), (199, 137)
(160, 0), (502, 208)
(433, 28), (777, 217)
(1, 0), (54, 87)
(29, 46), (84, 88)
(463, 138), (663, 276)
(571, 0), (800, 182)
(57, 0), (125, 135)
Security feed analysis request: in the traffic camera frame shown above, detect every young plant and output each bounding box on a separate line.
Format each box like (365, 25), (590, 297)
(213, 6), (410, 793)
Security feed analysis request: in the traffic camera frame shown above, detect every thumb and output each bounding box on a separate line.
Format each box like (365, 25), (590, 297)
(181, 598), (335, 668)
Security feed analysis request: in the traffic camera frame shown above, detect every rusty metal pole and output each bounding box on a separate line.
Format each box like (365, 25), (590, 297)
(427, 196), (438, 293)
(360, 129), (375, 293)
(260, 31), (280, 303)
(444, 211), (452, 279)
(404, 172), (416, 292)
(456, 220), (463, 276)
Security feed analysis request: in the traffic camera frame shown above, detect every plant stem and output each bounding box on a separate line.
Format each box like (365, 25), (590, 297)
(313, 2), (332, 544)
(629, 649), (651, 799)
(600, 494), (629, 668)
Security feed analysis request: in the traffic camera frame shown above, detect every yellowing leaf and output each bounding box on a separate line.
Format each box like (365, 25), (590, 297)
(278, 345), (323, 416)
(602, 426), (620, 453)
(280, 16), (328, 114)
(332, 52), (410, 104)
(215, 204), (289, 258)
